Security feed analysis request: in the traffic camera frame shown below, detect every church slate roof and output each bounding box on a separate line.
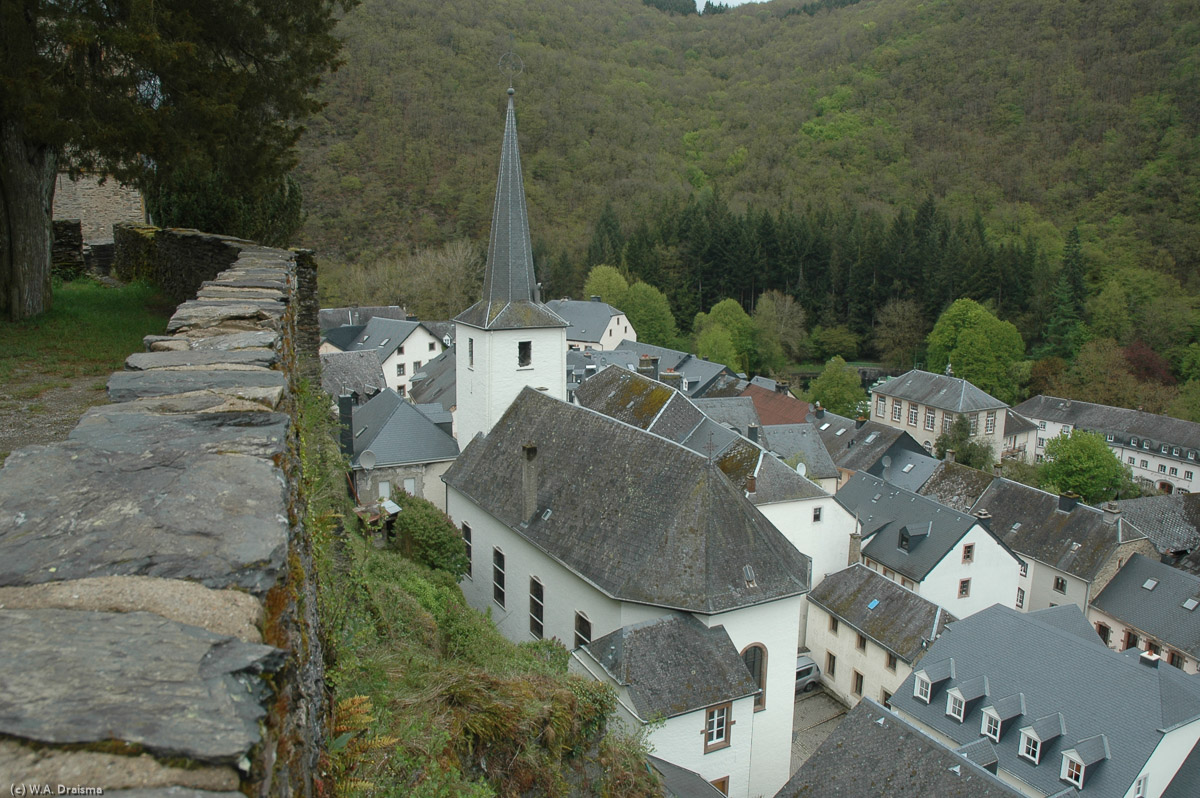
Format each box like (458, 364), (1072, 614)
(1114, 493), (1200, 553)
(349, 389), (459, 469)
(584, 615), (758, 719)
(1091, 553), (1200, 659)
(808, 563), (954, 663)
(872, 370), (1007, 413)
(319, 349), (386, 402)
(455, 91), (567, 332)
(544, 298), (625, 344)
(777, 698), (1023, 798)
(893, 605), (1200, 798)
(444, 388), (812, 613)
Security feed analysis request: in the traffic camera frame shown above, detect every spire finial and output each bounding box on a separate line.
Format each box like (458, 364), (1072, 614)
(498, 51), (524, 91)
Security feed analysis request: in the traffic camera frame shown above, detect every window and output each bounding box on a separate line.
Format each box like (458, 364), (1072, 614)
(943, 413), (955, 433)
(1107, 433), (1115, 442)
(1062, 755), (1084, 788)
(1159, 464), (1168, 473)
(1096, 623), (1111, 645)
(704, 704), (732, 753)
(529, 578), (544, 639)
(914, 675), (931, 703)
(829, 616), (839, 634)
(856, 633), (867, 652)
(574, 612), (592, 648)
(1124, 630), (1139, 651)
(412, 360), (420, 370)
(1169, 651), (1185, 669)
(1147, 641), (1161, 656)
(891, 399), (902, 421)
(925, 408), (936, 430)
(1133, 775), (1148, 798)
(428, 341), (436, 351)
(962, 543), (975, 563)
(1141, 459), (1149, 468)
(1021, 732), (1041, 764)
(468, 338), (475, 367)
(1143, 440), (1151, 449)
(461, 523), (472, 577)
(742, 645), (766, 711)
(1038, 437), (1047, 448)
(1016, 587), (1025, 608)
(1038, 420), (1047, 430)
(492, 548), (506, 607)
(853, 671), (865, 696)
(709, 776), (729, 796)
(1170, 466), (1179, 476)
(885, 652), (898, 671)
(1062, 424), (1072, 434)
(1162, 444), (1169, 454)
(958, 579), (971, 598)
(985, 410), (996, 434)
(881, 689), (892, 708)
(518, 340), (532, 367)
(970, 414), (979, 435)
(908, 404), (919, 426)
(397, 385), (406, 398)
(813, 506), (823, 523)
(983, 712), (1001, 742)
(395, 363), (406, 377)
(1053, 576), (1067, 593)
(1187, 471), (1195, 480)
(947, 693), (965, 721)
(397, 345), (405, 355)
(1131, 437), (1139, 446)
(1020, 561), (1028, 577)
(876, 397), (886, 417)
(826, 651), (837, 678)
(1128, 456), (1136, 465)
(901, 577), (914, 589)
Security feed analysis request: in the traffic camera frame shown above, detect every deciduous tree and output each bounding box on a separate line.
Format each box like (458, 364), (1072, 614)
(807, 356), (866, 417)
(582, 265), (629, 308)
(1040, 430), (1132, 504)
(933, 414), (995, 471)
(621, 281), (678, 348)
(926, 299), (1025, 403)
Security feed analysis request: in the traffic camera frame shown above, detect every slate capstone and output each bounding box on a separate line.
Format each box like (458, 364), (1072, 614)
(107, 368), (287, 403)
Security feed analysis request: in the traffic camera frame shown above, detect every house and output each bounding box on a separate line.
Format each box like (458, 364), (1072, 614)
(444, 388), (812, 798)
(776, 698), (1023, 798)
(693, 396), (764, 443)
(891, 603), (1200, 797)
(318, 305), (408, 331)
(600, 341), (742, 399)
(756, 423), (840, 494)
(319, 349), (386, 405)
(339, 390), (459, 511)
(804, 563), (953, 710)
(409, 348), (457, 432)
(1002, 408), (1039, 461)
(815, 409), (929, 490)
(1088, 553), (1200, 674)
(545, 296), (636, 351)
(327, 317), (448, 399)
(740, 382), (810, 426)
(1114, 493), (1200, 556)
(834, 472), (1024, 616)
(870, 369), (1011, 457)
(1013, 395), (1200, 494)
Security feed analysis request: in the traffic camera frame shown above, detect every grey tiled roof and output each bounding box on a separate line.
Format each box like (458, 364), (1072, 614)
(455, 93), (567, 332)
(893, 605), (1200, 798)
(873, 370), (1007, 413)
(343, 317), (422, 362)
(776, 698), (1023, 798)
(444, 388), (812, 613)
(319, 350), (386, 402)
(544, 298), (624, 344)
(918, 461), (997, 512)
(1013, 395), (1200, 452)
(611, 340), (738, 398)
(1163, 738), (1200, 798)
(648, 756), (727, 798)
(1091, 553), (1200, 658)
(808, 563), (954, 663)
(971, 479), (1144, 582)
(420, 320), (455, 346)
(837, 472), (1015, 582)
(815, 410), (926, 474)
(1113, 493), (1200, 553)
(1004, 408), (1038, 437)
(408, 348), (456, 413)
(585, 615), (757, 719)
(692, 396), (763, 438)
(868, 448), (941, 493)
(318, 305), (407, 331)
(760, 423), (839, 481)
(320, 324), (364, 352)
(350, 389), (459, 469)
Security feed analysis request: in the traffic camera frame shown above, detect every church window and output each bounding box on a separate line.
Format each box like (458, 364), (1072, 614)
(468, 338), (475, 367)
(518, 340), (532, 367)
(742, 644), (766, 711)
(529, 578), (544, 639)
(492, 548), (505, 608)
(704, 703), (732, 752)
(461, 523), (472, 578)
(574, 611), (592, 648)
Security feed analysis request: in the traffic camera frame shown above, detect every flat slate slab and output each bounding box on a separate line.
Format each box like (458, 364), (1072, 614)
(125, 350), (277, 370)
(0, 609), (282, 763)
(0, 442), (288, 593)
(144, 331), (279, 352)
(69, 404), (289, 459)
(167, 301), (284, 333)
(107, 368), (286, 403)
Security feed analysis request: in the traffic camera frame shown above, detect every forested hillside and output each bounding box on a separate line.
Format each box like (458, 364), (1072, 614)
(296, 0), (1200, 414)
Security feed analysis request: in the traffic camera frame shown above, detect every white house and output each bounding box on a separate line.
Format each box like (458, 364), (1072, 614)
(545, 297), (636, 351)
(326, 316), (448, 399)
(870, 369), (1010, 457)
(835, 472), (1024, 617)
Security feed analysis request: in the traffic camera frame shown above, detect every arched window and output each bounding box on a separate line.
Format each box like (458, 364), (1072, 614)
(742, 644), (767, 711)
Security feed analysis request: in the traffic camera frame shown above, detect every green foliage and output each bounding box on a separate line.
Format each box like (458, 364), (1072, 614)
(695, 298), (755, 371)
(147, 170), (305, 249)
(926, 299), (1025, 403)
(873, 298), (927, 370)
(934, 414), (996, 472)
(754, 290), (808, 364)
(807, 356), (866, 418)
(694, 323), (739, 372)
(1169, 380), (1200, 423)
(643, 0), (696, 15)
(810, 326), (860, 361)
(622, 281), (679, 348)
(390, 493), (470, 578)
(582, 266), (629, 309)
(1040, 430), (1133, 504)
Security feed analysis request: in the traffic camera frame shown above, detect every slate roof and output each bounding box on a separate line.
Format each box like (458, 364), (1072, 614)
(1091, 553), (1200, 658)
(1013, 395), (1200, 453)
(1163, 738), (1200, 798)
(868, 448), (941, 493)
(836, 472), (1018, 582)
(808, 563), (954, 663)
(420, 320), (455, 346)
(349, 389), (459, 469)
(1004, 408), (1038, 437)
(777, 698), (1023, 798)
(455, 91), (567, 332)
(759, 423), (839, 482)
(342, 317), (423, 362)
(610, 340), (739, 398)
(893, 605), (1200, 798)
(443, 388), (812, 613)
(692, 396), (763, 439)
(321, 324), (364, 352)
(815, 410), (925, 474)
(545, 298), (626, 344)
(584, 615), (758, 719)
(918, 461), (998, 512)
(318, 305), (407, 331)
(1113, 493), (1200, 553)
(648, 757), (726, 798)
(873, 370), (1007, 413)
(971, 479), (1145, 582)
(319, 350), (386, 402)
(408, 348), (456, 413)
(741, 383), (810, 425)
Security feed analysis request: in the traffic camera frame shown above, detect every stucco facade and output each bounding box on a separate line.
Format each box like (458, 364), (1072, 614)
(378, 325), (446, 398)
(353, 459), (453, 512)
(804, 601), (916, 710)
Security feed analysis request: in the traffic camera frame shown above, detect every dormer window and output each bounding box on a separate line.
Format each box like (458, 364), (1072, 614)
(1020, 731), (1041, 764)
(1131, 437), (1138, 445)
(899, 528), (911, 551)
(914, 675), (932, 703)
(981, 710), (1001, 742)
(1062, 755), (1084, 788)
(946, 692), (965, 722)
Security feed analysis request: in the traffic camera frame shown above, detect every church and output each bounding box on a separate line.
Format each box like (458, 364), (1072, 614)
(439, 85), (822, 798)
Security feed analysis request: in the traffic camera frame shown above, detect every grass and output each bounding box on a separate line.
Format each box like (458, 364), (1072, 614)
(0, 279), (171, 382)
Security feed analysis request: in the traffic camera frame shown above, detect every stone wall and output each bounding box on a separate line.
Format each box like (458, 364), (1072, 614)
(53, 173), (146, 242)
(0, 231), (326, 796)
(114, 224), (248, 304)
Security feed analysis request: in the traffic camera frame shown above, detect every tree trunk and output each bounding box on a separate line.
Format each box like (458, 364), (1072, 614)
(0, 120), (57, 321)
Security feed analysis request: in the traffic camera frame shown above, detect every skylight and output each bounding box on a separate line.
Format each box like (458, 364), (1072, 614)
(865, 433), (879, 444)
(1143, 578), (1159, 591)
(1011, 522), (1022, 532)
(378, 338), (389, 346)
(902, 463), (915, 473)
(867, 599), (880, 610)
(835, 428), (846, 436)
(1184, 598), (1199, 611)
(820, 423), (830, 431)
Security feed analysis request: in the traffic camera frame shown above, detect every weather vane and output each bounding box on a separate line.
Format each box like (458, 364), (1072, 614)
(498, 50), (524, 90)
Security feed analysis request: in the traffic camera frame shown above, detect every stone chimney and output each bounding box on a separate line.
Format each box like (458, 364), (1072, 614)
(748, 424), (760, 444)
(848, 527), (862, 566)
(590, 295), (602, 302)
(993, 463), (1002, 477)
(855, 416), (867, 429)
(522, 444), (538, 523)
(746, 475), (757, 495)
(945, 449), (956, 464)
(338, 394), (354, 456)
(776, 380), (790, 395)
(1058, 492), (1080, 514)
(661, 370), (683, 391)
(973, 508), (992, 529)
(1140, 650), (1161, 669)
(814, 402), (825, 419)
(1102, 502), (1121, 526)
(637, 354), (660, 380)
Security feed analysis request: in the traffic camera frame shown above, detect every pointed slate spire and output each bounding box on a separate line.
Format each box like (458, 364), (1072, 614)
(456, 87), (566, 331)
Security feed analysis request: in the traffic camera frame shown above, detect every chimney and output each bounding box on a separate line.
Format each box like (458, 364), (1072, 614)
(848, 528), (862, 566)
(748, 424), (760, 444)
(1140, 650), (1161, 668)
(746, 475), (757, 494)
(522, 444), (538, 523)
(973, 508), (992, 529)
(590, 294), (602, 302)
(776, 380), (790, 395)
(637, 354), (660, 380)
(993, 462), (1002, 477)
(814, 402), (825, 419)
(1058, 492), (1080, 513)
(855, 416), (867, 429)
(338, 394), (354, 456)
(661, 370), (683, 391)
(945, 449), (956, 464)
(1102, 502), (1121, 526)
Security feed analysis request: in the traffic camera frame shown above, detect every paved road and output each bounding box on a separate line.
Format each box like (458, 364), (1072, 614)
(790, 686), (848, 774)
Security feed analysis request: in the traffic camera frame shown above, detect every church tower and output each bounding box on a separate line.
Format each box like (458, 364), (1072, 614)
(454, 87), (568, 444)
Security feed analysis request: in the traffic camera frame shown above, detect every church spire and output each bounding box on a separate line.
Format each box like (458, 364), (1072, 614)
(455, 87), (566, 331)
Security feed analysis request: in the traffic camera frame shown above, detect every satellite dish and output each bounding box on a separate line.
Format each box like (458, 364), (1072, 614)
(882, 456), (893, 469)
(360, 449), (376, 470)
(796, 462), (807, 477)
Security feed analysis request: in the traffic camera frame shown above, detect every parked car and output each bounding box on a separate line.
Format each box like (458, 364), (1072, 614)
(795, 655), (821, 694)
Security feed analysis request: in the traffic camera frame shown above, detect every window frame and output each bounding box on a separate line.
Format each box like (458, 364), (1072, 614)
(396, 363), (406, 376)
(1016, 587), (1025, 609)
(826, 651), (837, 678)
(892, 399), (903, 422)
(813, 506), (823, 523)
(852, 670), (865, 696)
(1133, 775), (1148, 798)
(741, 644), (767, 712)
(1020, 732), (1041, 764)
(876, 396), (886, 417)
(856, 632), (867, 652)
(573, 611), (592, 649)
(947, 692), (965, 722)
(962, 543), (975, 563)
(985, 410), (996, 434)
(982, 711), (1000, 742)
(1062, 755), (1084, 788)
(529, 577), (544, 639)
(461, 523), (472, 579)
(492, 547), (506, 608)
(958, 578), (971, 599)
(1053, 575), (1067, 594)
(518, 340), (532, 368)
(886, 652), (898, 672)
(703, 702), (733, 753)
(914, 675), (931, 703)
(468, 338), (475, 367)
(925, 407), (936, 431)
(907, 403), (919, 426)
(829, 616), (839, 634)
